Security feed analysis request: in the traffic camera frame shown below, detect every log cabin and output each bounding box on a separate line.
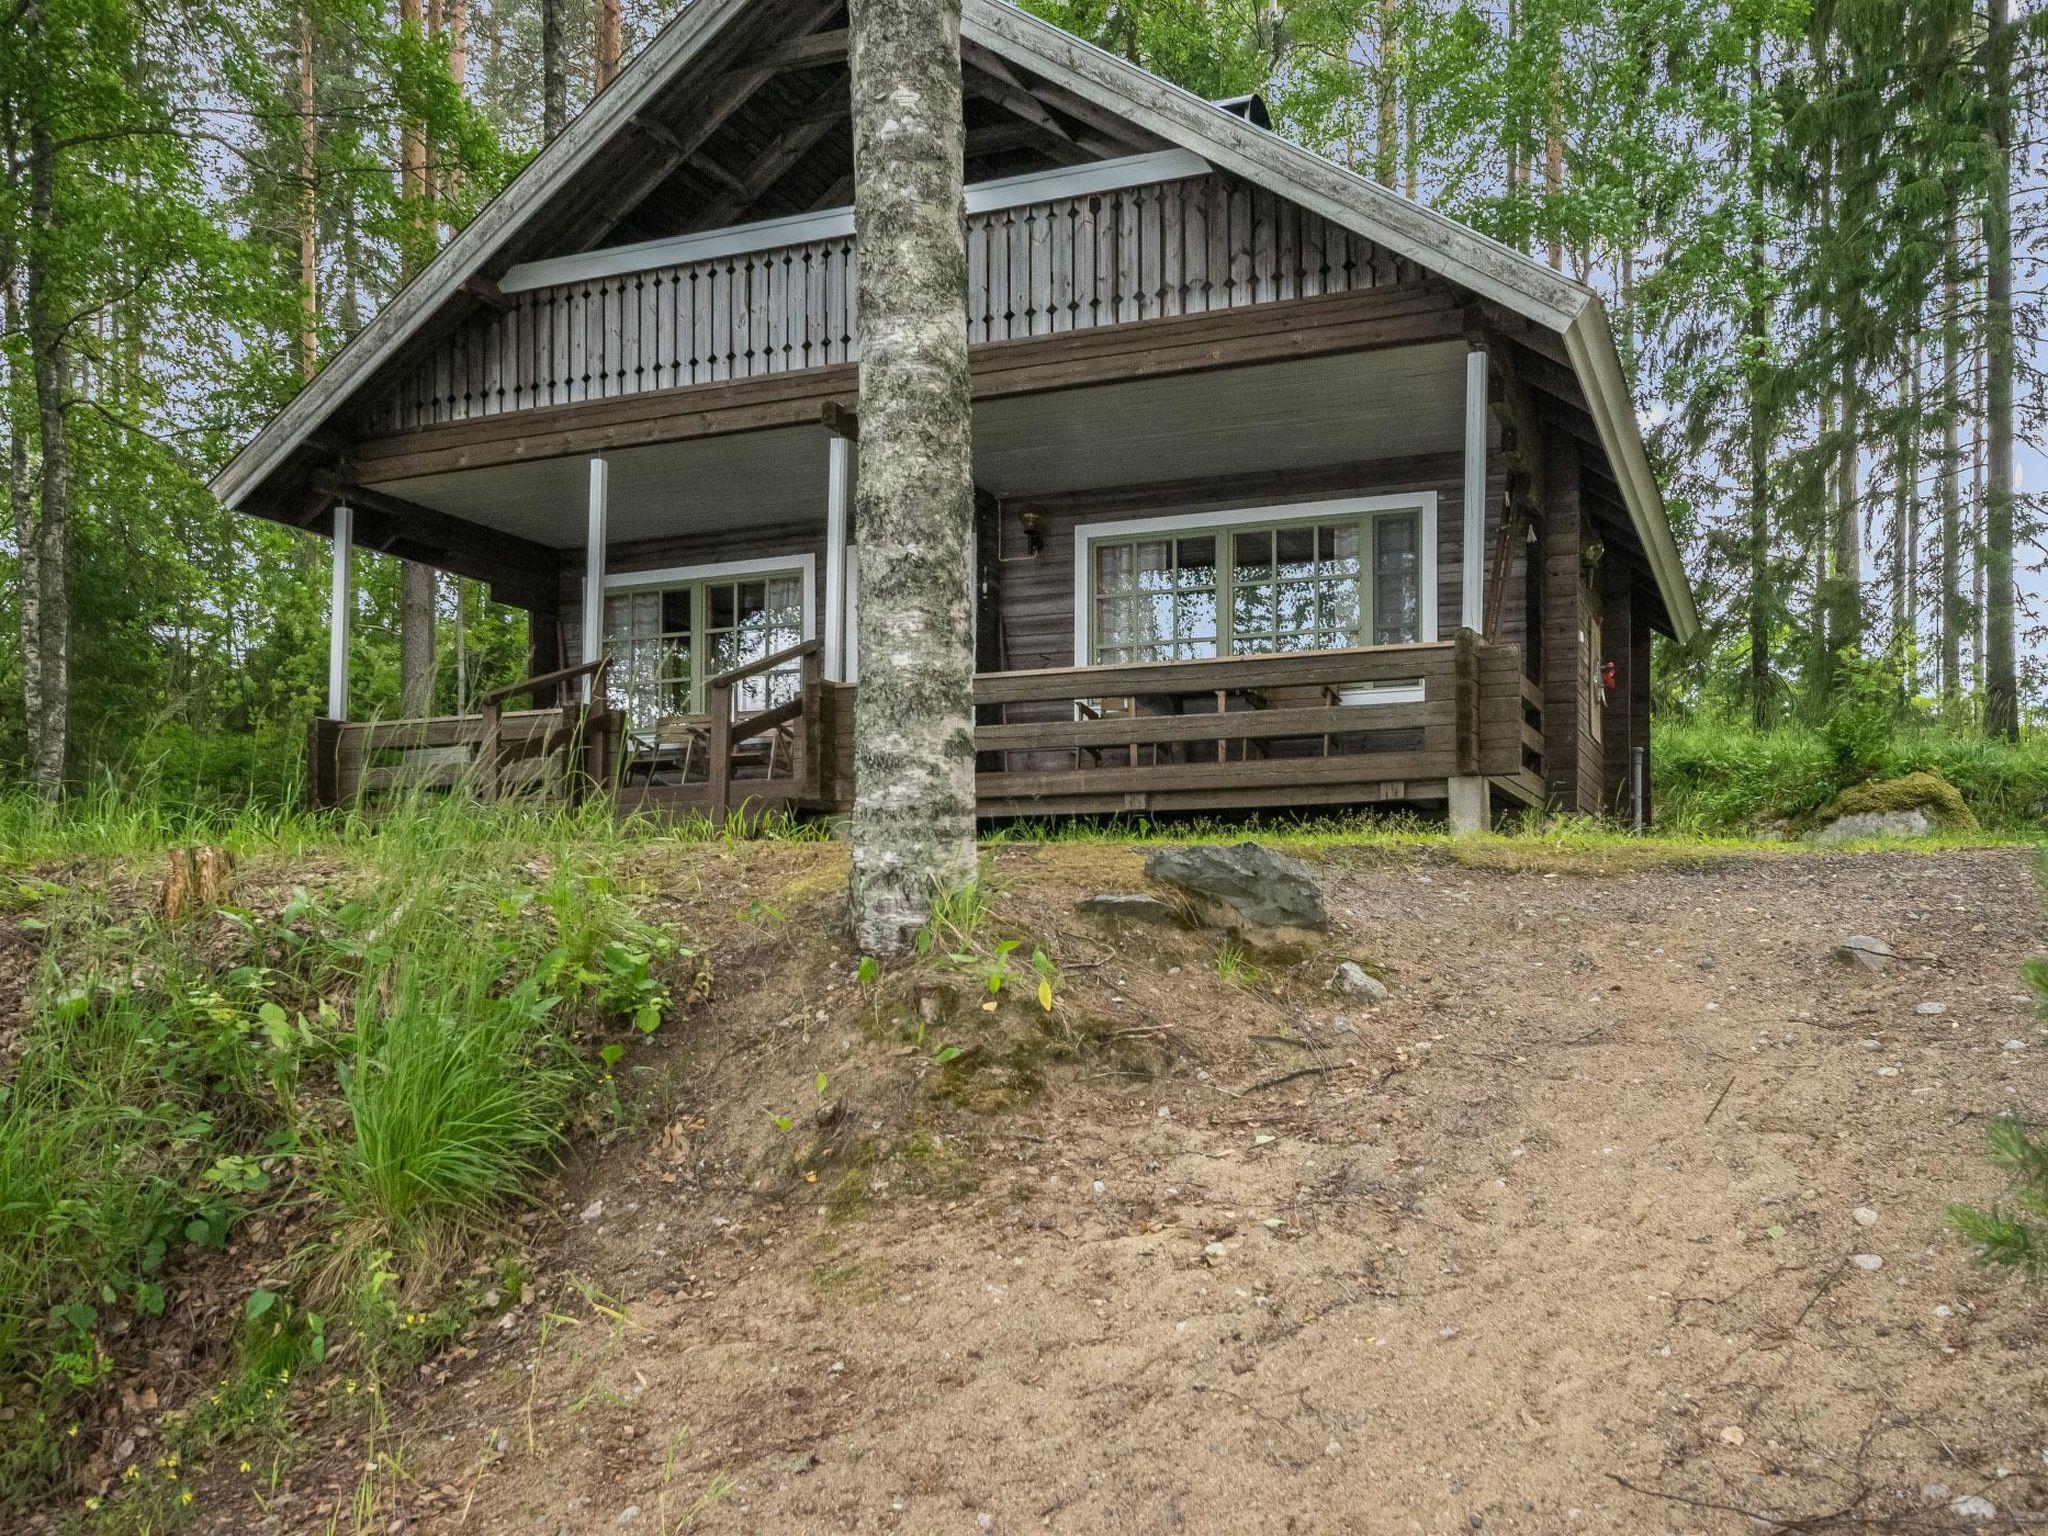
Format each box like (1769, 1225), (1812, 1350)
(212, 0), (1698, 831)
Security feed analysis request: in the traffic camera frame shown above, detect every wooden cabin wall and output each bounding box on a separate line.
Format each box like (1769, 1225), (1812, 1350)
(988, 449), (1523, 677)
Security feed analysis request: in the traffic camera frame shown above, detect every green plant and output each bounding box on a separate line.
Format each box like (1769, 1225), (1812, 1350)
(1948, 954), (2048, 1280)
(1215, 940), (1262, 987)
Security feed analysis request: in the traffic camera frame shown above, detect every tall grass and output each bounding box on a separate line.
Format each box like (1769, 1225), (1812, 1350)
(1654, 717), (2048, 833)
(0, 789), (690, 1508)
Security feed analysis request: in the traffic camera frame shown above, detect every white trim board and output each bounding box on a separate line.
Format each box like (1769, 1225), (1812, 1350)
(1070, 492), (1439, 666)
(602, 552), (818, 644)
(499, 148), (1209, 295)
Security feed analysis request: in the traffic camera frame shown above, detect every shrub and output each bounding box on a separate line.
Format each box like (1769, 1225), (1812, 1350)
(1949, 956), (2048, 1280)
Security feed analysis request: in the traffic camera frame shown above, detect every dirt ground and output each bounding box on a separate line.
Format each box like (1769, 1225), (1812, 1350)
(191, 841), (2047, 1535)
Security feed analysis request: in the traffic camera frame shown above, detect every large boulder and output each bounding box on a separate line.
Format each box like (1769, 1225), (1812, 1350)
(1805, 771), (1977, 844)
(1143, 843), (1327, 942)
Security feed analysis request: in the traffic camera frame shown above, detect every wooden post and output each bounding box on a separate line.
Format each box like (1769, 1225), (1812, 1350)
(707, 679), (733, 824)
(1448, 625), (1486, 836)
(327, 502), (353, 720)
(580, 457), (609, 701)
(478, 700), (503, 801)
(1540, 445), (1588, 812)
(823, 425), (852, 682)
(1461, 348), (1487, 632)
(799, 646), (823, 799)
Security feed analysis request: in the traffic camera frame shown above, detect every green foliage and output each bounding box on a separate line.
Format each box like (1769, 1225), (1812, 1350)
(1949, 953), (2048, 1280)
(0, 795), (695, 1509)
(1652, 715), (2048, 832)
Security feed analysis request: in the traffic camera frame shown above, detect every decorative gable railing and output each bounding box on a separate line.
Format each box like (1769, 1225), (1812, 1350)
(366, 155), (1420, 433)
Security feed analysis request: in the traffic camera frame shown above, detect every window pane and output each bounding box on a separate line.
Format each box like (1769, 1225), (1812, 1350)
(1326, 523), (1360, 574)
(1233, 580), (1275, 637)
(1096, 596), (1131, 651)
(1374, 512), (1420, 644)
(661, 588), (692, 635)
(1095, 542), (1134, 595)
(1233, 530), (1272, 579)
(1319, 576), (1360, 644)
(1176, 590), (1217, 645)
(1177, 536), (1216, 586)
(1135, 540), (1174, 591)
(708, 583), (735, 630)
(1275, 525), (1315, 580)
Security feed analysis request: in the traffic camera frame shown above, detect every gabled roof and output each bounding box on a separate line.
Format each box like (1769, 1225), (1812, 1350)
(211, 0), (1696, 641)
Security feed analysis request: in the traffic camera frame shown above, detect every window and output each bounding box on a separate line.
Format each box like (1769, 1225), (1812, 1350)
(1079, 499), (1433, 665)
(594, 561), (810, 729)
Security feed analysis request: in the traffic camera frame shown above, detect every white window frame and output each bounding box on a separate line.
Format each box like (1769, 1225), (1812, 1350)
(597, 553), (816, 721)
(1070, 493), (1439, 672)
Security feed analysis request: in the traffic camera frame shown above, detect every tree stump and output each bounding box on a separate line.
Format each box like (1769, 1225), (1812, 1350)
(161, 846), (234, 922)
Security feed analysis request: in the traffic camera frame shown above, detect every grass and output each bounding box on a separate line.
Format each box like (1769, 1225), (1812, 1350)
(0, 790), (691, 1515)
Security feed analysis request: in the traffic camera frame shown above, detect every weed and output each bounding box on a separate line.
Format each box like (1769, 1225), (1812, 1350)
(1215, 940), (1264, 988)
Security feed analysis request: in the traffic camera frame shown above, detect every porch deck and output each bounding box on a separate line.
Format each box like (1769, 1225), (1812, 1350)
(309, 635), (1543, 824)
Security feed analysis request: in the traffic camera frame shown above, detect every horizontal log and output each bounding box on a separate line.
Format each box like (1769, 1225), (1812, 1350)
(976, 699), (1443, 751)
(974, 644), (1453, 705)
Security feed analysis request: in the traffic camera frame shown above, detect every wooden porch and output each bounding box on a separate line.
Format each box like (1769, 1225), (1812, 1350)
(307, 633), (1542, 824)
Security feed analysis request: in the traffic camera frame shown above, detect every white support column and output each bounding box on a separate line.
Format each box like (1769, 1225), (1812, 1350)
(581, 457), (609, 701)
(1461, 346), (1488, 632)
(326, 503), (353, 720)
(823, 432), (852, 682)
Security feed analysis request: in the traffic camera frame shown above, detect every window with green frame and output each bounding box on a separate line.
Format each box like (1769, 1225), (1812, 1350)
(598, 569), (804, 728)
(1087, 507), (1425, 664)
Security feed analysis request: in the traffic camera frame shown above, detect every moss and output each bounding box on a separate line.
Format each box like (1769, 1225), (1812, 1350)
(1808, 770), (1979, 832)
(896, 1131), (981, 1199)
(823, 1138), (880, 1222)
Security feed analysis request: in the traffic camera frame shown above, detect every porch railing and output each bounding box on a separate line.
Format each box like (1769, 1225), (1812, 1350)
(305, 657), (620, 810)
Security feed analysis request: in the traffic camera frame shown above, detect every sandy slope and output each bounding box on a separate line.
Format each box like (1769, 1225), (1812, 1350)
(192, 842), (2047, 1536)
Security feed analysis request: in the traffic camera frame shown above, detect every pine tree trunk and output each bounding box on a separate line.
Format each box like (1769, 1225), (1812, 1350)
(1744, 37), (1772, 728)
(1544, 63), (1563, 271)
(1893, 336), (1917, 688)
(1831, 355), (1862, 678)
(24, 38), (69, 798)
(1981, 0), (2018, 740)
(846, 0), (978, 955)
(401, 562), (437, 715)
(542, 0), (567, 141)
(595, 0), (621, 89)
(1939, 197), (1963, 708)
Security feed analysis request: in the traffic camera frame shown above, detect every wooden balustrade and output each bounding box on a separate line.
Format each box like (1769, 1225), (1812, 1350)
(370, 170), (1416, 431)
(306, 657), (619, 811)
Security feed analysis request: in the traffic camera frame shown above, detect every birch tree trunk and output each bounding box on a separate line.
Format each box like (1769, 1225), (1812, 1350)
(24, 34), (70, 797)
(298, 0), (319, 383)
(3, 110), (41, 769)
(1981, 0), (2017, 741)
(846, 0), (978, 955)
(542, 0), (567, 141)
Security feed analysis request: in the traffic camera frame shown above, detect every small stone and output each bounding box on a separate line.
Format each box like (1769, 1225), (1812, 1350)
(977, 1514), (995, 1532)
(1092, 1180), (1106, 1195)
(1853, 1206), (1879, 1227)
(1834, 935), (1897, 970)
(2004, 1039), (2027, 1052)
(1950, 1494), (1997, 1521)
(1923, 1483), (1951, 1502)
(616, 1506), (639, 1525)
(1325, 1439), (1343, 1458)
(1332, 962), (1390, 1002)
(1934, 1304), (1954, 1318)
(1916, 1002), (1948, 1016)
(1719, 1425), (1746, 1447)
(1876, 1066), (1901, 1077)
(580, 1200), (605, 1224)
(1862, 1038), (1884, 1052)
(1849, 1253), (1883, 1271)
(1156, 1105), (1171, 1119)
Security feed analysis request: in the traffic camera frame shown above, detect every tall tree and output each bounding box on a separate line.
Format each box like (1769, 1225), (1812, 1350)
(845, 0), (978, 953)
(396, 0), (436, 717)
(595, 0), (621, 90)
(542, 0), (567, 141)
(1981, 0), (2017, 740)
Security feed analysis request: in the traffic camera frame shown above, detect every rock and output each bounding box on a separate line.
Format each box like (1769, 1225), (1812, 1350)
(1805, 772), (1979, 843)
(1144, 843), (1327, 940)
(1719, 1425), (1746, 1447)
(1075, 893), (1186, 928)
(1949, 1494), (1997, 1521)
(1333, 962), (1389, 1002)
(1812, 808), (1932, 844)
(1834, 935), (1896, 970)
(580, 1199), (605, 1224)
(2006, 1039), (2028, 1052)
(1853, 1206), (1879, 1227)
(1916, 1001), (1948, 1016)
(1849, 1253), (1883, 1271)
(616, 1506), (640, 1525)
